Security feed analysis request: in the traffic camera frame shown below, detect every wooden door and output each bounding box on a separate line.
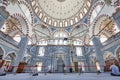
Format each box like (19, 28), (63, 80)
(16, 62), (27, 73)
(0, 60), (5, 68)
(74, 62), (78, 72)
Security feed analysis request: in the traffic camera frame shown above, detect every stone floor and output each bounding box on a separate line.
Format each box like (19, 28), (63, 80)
(0, 73), (120, 80)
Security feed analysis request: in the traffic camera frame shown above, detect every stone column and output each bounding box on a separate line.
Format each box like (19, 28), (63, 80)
(0, 7), (9, 29)
(66, 53), (70, 72)
(13, 36), (28, 72)
(112, 0), (120, 30)
(81, 46), (89, 72)
(112, 8), (120, 30)
(92, 36), (105, 72)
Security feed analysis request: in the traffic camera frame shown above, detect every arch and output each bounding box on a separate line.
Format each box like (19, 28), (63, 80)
(103, 51), (115, 61)
(92, 14), (116, 41)
(33, 23), (51, 37)
(24, 55), (31, 63)
(6, 0), (33, 26)
(115, 46), (120, 62)
(38, 47), (45, 56)
(5, 0), (34, 36)
(5, 16), (22, 38)
(5, 51), (17, 61)
(88, 1), (104, 25)
(32, 23), (51, 45)
(53, 29), (69, 38)
(57, 56), (64, 72)
(4, 51), (17, 72)
(12, 13), (29, 35)
(71, 23), (89, 42)
(93, 14), (110, 35)
(18, 0), (34, 25)
(103, 51), (119, 72)
(50, 29), (70, 45)
(22, 55), (31, 63)
(5, 13), (29, 37)
(0, 46), (5, 59)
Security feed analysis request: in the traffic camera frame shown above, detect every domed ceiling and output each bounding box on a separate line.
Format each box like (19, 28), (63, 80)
(31, 0), (92, 27)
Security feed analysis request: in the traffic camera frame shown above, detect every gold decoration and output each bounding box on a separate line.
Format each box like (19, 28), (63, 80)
(9, 0), (17, 5)
(104, 0), (112, 5)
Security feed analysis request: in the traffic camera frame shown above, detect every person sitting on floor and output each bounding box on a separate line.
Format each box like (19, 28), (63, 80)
(110, 62), (120, 76)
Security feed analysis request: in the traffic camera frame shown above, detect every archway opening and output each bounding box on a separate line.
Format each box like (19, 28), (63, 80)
(103, 52), (119, 72)
(0, 47), (5, 68)
(116, 47), (120, 62)
(4, 52), (16, 72)
(57, 55), (64, 72)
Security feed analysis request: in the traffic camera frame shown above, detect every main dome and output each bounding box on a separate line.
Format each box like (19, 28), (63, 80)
(31, 0), (92, 27)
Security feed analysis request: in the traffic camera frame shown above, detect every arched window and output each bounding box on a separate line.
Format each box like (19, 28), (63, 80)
(87, 1), (91, 7)
(65, 21), (68, 27)
(39, 12), (43, 18)
(76, 47), (83, 56)
(70, 19), (73, 25)
(60, 22), (63, 27)
(32, 1), (36, 6)
(49, 19), (52, 25)
(44, 16), (47, 22)
(84, 8), (87, 13)
(75, 17), (78, 22)
(38, 47), (45, 56)
(0, 24), (7, 32)
(100, 34), (107, 43)
(35, 7), (39, 13)
(54, 21), (57, 26)
(13, 35), (21, 42)
(80, 13), (83, 19)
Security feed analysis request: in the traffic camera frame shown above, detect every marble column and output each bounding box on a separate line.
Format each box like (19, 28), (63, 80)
(92, 36), (105, 72)
(109, 0), (120, 30)
(112, 8), (120, 30)
(13, 36), (28, 72)
(66, 53), (70, 72)
(26, 46), (39, 72)
(0, 7), (9, 29)
(81, 46), (89, 72)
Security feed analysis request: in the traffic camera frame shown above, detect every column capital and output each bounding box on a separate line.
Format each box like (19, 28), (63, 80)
(91, 35), (100, 39)
(92, 35), (102, 46)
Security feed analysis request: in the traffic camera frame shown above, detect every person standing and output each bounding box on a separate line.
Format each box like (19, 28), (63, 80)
(32, 65), (38, 76)
(64, 66), (67, 75)
(0, 64), (7, 76)
(79, 63), (82, 75)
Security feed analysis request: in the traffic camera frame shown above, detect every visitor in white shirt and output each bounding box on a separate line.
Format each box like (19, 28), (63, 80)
(110, 62), (120, 76)
(31, 65), (38, 76)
